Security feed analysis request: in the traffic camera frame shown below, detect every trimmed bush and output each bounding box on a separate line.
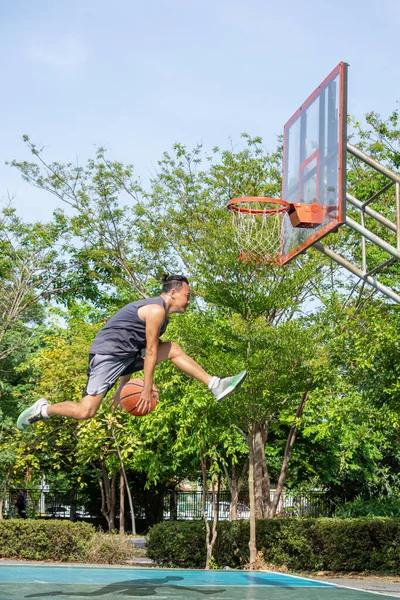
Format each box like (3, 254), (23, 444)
(84, 532), (138, 564)
(312, 518), (400, 572)
(146, 517), (400, 572)
(145, 521), (207, 568)
(0, 519), (95, 562)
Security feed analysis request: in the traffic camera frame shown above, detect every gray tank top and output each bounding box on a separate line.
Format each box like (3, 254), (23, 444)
(90, 296), (168, 355)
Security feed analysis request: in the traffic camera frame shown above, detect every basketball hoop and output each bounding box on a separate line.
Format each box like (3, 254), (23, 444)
(227, 197), (290, 265)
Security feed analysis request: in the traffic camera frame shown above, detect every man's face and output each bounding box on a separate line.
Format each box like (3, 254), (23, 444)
(170, 282), (191, 313)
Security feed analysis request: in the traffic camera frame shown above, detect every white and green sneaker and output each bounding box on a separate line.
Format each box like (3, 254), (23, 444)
(17, 398), (49, 431)
(211, 370), (247, 402)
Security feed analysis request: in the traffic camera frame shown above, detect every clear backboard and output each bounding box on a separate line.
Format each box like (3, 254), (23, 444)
(281, 62), (348, 264)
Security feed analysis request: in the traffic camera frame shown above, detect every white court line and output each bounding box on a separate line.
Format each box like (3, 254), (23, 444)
(259, 570), (398, 597)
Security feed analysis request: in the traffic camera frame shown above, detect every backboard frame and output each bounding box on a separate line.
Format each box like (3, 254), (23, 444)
(280, 61), (348, 264)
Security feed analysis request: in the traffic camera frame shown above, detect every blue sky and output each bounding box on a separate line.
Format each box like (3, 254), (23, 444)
(1, 0), (399, 222)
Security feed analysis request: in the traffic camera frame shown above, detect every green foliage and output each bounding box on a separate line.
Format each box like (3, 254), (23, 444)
(0, 520), (94, 561)
(345, 111), (400, 290)
(0, 204), (81, 362)
(147, 518), (400, 572)
(146, 521), (207, 567)
(336, 497), (400, 519)
(312, 518), (400, 572)
(10, 139), (155, 300)
(7, 120), (400, 524)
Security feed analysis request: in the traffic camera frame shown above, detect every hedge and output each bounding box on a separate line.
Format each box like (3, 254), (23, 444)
(0, 520), (95, 562)
(146, 518), (400, 572)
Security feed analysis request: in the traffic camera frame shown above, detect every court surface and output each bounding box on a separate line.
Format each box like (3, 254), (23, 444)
(0, 565), (396, 599)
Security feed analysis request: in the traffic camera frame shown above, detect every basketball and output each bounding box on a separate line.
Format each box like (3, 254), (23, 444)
(120, 378), (158, 416)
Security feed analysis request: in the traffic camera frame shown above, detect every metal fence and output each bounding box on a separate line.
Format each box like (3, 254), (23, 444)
(4, 488), (100, 520)
(163, 490), (333, 520)
(4, 488), (334, 523)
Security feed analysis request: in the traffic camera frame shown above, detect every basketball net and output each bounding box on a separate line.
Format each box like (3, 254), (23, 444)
(227, 197), (289, 265)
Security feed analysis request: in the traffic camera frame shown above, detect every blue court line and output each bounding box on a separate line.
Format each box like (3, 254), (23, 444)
(0, 566), (334, 587)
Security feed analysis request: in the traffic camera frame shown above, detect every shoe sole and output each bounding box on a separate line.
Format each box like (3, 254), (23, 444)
(17, 399), (48, 431)
(216, 371), (247, 401)
(17, 407), (33, 431)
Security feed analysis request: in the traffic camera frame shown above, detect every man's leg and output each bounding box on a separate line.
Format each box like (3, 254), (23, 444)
(156, 342), (247, 401)
(17, 391), (107, 430)
(46, 393), (105, 419)
(17, 354), (136, 430)
(156, 342), (212, 385)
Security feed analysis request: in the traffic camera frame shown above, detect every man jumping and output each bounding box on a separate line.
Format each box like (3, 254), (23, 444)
(17, 275), (246, 430)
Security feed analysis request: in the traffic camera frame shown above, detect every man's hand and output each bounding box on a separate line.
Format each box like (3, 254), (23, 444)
(111, 374), (132, 412)
(111, 388), (123, 412)
(135, 389), (158, 415)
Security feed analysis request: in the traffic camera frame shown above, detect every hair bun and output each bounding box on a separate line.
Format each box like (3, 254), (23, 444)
(161, 273), (169, 283)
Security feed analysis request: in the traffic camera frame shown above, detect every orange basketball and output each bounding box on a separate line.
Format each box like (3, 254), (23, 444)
(120, 378), (158, 417)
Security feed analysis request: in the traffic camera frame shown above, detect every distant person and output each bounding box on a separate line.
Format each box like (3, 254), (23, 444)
(15, 490), (26, 518)
(17, 275), (246, 430)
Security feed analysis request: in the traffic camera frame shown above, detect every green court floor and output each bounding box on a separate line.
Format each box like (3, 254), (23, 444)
(0, 565), (396, 599)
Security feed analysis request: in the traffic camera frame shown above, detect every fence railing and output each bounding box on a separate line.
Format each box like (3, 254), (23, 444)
(4, 488), (100, 520)
(4, 488), (334, 522)
(163, 490), (334, 520)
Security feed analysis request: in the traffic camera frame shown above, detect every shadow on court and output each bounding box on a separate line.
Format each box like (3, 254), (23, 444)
(23, 575), (222, 597)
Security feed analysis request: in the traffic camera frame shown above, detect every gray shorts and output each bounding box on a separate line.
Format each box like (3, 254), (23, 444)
(83, 351), (145, 397)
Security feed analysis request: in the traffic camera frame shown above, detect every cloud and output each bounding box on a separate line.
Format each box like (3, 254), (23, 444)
(28, 36), (88, 70)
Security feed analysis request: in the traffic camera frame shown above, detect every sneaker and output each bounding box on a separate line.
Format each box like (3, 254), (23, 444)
(211, 370), (247, 402)
(17, 398), (49, 431)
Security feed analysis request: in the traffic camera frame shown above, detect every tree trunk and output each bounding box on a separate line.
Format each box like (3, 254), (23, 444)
(223, 462), (248, 521)
(111, 425), (136, 534)
(265, 387), (311, 518)
(96, 461), (117, 531)
(125, 477), (136, 535)
(119, 473), (125, 535)
(253, 423), (267, 518)
(143, 488), (164, 526)
(228, 464), (239, 521)
(69, 487), (77, 522)
(201, 451), (218, 570)
(247, 425), (257, 568)
(0, 481), (7, 520)
(252, 420), (273, 519)
(170, 488), (178, 521)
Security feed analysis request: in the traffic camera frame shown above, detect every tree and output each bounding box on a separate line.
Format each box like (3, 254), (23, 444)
(12, 126), (400, 566)
(10, 138), (160, 300)
(11, 134), (328, 567)
(0, 203), (90, 362)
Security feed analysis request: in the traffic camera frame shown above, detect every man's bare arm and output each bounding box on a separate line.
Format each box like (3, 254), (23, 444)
(136, 305), (165, 413)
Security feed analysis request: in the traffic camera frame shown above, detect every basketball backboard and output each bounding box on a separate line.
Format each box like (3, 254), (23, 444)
(281, 62), (348, 264)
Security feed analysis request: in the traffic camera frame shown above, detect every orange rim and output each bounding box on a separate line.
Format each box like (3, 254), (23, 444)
(227, 197), (290, 215)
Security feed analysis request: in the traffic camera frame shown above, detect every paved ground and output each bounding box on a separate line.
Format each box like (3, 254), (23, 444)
(2, 559), (400, 597)
(3, 565), (397, 600)
(310, 575), (400, 598)
(131, 536), (146, 548)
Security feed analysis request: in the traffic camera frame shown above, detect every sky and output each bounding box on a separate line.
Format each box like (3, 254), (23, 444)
(1, 0), (400, 222)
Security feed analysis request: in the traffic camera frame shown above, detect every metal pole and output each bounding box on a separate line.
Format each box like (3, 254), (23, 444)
(396, 182), (400, 251)
(361, 181), (394, 208)
(347, 193), (397, 233)
(314, 242), (400, 303)
(346, 217), (400, 261)
(347, 143), (400, 184)
(366, 257), (397, 277)
(360, 207), (367, 274)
